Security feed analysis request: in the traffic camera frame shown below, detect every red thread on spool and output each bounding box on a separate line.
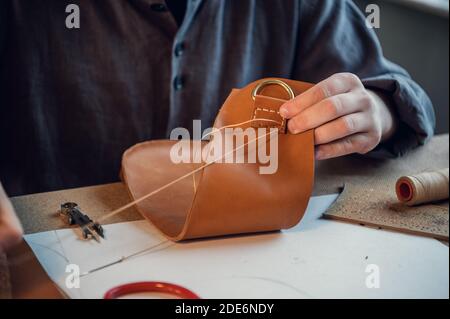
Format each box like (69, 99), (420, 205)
(397, 180), (413, 202)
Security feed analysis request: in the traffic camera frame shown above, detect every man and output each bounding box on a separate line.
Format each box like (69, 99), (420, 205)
(0, 0), (435, 251)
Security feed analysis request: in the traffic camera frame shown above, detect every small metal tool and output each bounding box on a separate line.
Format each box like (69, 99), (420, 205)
(59, 202), (105, 241)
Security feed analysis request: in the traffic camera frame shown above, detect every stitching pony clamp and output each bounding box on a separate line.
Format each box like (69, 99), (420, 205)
(59, 202), (105, 241)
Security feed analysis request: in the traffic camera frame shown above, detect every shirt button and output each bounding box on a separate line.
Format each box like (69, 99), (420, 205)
(173, 76), (185, 91)
(174, 43), (185, 57)
(150, 3), (168, 12)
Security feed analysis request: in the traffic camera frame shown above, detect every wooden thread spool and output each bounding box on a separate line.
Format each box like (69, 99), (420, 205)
(396, 168), (449, 206)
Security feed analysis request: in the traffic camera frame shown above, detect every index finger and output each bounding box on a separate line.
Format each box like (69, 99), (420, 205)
(279, 73), (361, 119)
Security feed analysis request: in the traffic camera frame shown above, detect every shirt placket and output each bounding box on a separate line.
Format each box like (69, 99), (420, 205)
(168, 0), (204, 131)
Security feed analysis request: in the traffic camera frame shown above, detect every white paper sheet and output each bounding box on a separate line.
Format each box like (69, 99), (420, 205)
(24, 194), (449, 299)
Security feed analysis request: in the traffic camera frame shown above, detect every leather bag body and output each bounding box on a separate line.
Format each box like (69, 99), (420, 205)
(122, 78), (315, 241)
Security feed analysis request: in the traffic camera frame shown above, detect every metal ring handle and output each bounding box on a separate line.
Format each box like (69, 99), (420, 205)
(251, 79), (295, 101)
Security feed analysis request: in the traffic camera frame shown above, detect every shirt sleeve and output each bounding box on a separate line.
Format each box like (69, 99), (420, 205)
(293, 0), (436, 157)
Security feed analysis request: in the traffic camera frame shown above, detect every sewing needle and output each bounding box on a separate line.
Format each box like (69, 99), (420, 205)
(80, 240), (171, 277)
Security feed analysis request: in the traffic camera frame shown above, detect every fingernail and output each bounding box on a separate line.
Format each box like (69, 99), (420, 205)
(279, 106), (289, 118)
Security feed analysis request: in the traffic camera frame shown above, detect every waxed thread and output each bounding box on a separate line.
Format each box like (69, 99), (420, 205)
(396, 168), (449, 206)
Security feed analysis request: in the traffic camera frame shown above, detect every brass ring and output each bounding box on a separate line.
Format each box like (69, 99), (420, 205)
(251, 79), (295, 101)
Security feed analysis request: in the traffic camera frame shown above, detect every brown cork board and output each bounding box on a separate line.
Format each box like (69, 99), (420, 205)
(324, 183), (449, 240)
(320, 135), (449, 241)
(10, 182), (143, 234)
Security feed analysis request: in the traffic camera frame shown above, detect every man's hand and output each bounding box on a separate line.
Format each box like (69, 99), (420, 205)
(0, 183), (23, 252)
(280, 73), (397, 160)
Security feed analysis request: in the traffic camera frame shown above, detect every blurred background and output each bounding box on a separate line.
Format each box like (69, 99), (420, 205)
(355, 0), (449, 134)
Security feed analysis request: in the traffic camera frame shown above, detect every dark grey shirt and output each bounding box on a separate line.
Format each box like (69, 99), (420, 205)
(0, 0), (435, 196)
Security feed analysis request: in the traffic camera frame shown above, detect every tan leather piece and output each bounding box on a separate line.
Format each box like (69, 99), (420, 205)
(122, 78), (315, 241)
(252, 95), (288, 133)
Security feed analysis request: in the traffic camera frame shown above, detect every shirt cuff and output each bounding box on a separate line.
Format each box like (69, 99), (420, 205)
(361, 75), (436, 158)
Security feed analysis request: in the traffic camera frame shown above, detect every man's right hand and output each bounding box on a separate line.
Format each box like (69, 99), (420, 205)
(0, 183), (23, 252)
